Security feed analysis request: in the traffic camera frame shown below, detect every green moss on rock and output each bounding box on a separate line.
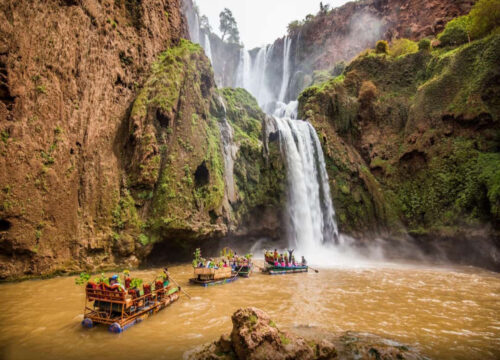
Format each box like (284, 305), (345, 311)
(298, 34), (500, 238)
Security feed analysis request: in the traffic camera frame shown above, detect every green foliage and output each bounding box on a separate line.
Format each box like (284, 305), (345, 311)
(36, 85), (46, 94)
(438, 16), (471, 46)
(1, 131), (9, 144)
(138, 233), (149, 245)
(112, 189), (141, 231)
(390, 39), (418, 57)
(418, 39), (431, 51)
(375, 40), (389, 54)
(130, 278), (143, 288)
(279, 334), (291, 345)
(219, 8), (240, 43)
(287, 20), (303, 34)
(75, 272), (91, 285)
(192, 248), (202, 267)
(468, 0), (500, 39)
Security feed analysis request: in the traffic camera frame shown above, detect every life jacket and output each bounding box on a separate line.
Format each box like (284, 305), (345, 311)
(142, 284), (151, 295)
(155, 280), (164, 291)
(124, 277), (131, 289)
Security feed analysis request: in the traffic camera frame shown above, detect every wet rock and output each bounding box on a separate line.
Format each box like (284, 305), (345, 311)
(187, 308), (427, 360)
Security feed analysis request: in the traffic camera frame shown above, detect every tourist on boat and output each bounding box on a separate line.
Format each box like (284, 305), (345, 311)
(291, 255), (296, 266)
(273, 249), (278, 261)
(109, 274), (125, 291)
(301, 256), (307, 266)
(288, 249), (294, 263)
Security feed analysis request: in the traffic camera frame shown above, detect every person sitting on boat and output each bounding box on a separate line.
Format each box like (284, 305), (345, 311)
(301, 256), (307, 266)
(123, 270), (131, 289)
(273, 249), (278, 261)
(291, 255), (296, 267)
(223, 260), (228, 268)
(288, 249), (294, 263)
(109, 274), (125, 291)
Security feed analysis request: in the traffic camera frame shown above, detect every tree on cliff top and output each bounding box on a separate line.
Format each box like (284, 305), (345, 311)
(200, 15), (212, 33)
(219, 8), (240, 44)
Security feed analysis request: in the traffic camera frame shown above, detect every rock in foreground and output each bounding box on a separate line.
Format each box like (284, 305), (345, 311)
(186, 307), (427, 360)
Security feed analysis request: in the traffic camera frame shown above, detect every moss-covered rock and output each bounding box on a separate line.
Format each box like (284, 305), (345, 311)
(123, 39), (226, 251)
(299, 34), (500, 246)
(219, 88), (286, 238)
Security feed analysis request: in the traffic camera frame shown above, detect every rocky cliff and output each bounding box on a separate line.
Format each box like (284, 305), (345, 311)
(0, 0), (190, 278)
(261, 0), (475, 102)
(0, 0), (285, 278)
(298, 33), (500, 269)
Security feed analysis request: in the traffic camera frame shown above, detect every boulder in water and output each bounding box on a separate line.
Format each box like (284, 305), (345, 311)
(186, 307), (428, 360)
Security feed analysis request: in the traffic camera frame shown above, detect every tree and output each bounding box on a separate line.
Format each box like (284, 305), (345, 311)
(219, 8), (240, 43)
(438, 16), (471, 46)
(200, 15), (212, 33)
(319, 2), (330, 14)
(375, 40), (389, 54)
(468, 0), (500, 39)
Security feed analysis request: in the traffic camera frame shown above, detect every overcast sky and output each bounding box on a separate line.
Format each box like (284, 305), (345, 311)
(196, 0), (350, 49)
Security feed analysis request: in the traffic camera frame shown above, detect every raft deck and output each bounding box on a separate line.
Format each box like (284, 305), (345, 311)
(82, 286), (180, 333)
(189, 276), (239, 287)
(263, 265), (308, 275)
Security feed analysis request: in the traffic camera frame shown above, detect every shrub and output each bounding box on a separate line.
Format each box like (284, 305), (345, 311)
(375, 40), (389, 54)
(438, 16), (471, 46)
(390, 38), (418, 57)
(331, 61), (346, 77)
(468, 0), (500, 39)
(358, 81), (377, 105)
(418, 38), (431, 51)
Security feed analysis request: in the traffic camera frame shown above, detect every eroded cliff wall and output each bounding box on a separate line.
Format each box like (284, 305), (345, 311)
(0, 0), (188, 278)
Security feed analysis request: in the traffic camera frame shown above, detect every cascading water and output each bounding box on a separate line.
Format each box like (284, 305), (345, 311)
(236, 48), (251, 90)
(273, 103), (339, 254)
(203, 33), (213, 64)
(278, 37), (292, 102)
(183, 8), (359, 264)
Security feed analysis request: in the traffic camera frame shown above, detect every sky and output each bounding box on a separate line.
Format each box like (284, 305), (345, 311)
(196, 0), (350, 49)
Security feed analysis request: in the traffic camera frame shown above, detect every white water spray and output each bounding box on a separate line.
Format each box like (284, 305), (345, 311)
(278, 37), (292, 102)
(203, 33), (213, 64)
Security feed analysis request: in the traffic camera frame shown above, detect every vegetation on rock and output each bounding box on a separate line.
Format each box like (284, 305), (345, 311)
(299, 32), (500, 246)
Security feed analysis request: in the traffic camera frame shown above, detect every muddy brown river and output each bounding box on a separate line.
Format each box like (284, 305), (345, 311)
(0, 262), (499, 360)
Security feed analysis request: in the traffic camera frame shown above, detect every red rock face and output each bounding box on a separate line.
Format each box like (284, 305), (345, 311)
(0, 0), (187, 279)
(294, 0), (474, 70)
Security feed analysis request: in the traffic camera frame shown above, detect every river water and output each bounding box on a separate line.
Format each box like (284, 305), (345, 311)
(0, 262), (499, 360)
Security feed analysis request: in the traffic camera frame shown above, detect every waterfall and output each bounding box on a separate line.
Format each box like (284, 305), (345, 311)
(278, 37), (293, 102)
(272, 103), (339, 253)
(236, 48), (251, 89)
(203, 33), (213, 64)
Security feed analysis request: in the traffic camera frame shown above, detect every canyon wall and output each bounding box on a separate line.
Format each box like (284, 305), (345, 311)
(299, 34), (500, 269)
(0, 0), (190, 278)
(0, 0), (284, 278)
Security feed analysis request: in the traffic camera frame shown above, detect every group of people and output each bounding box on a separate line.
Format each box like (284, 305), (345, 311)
(264, 249), (307, 268)
(102, 268), (171, 296)
(194, 251), (251, 270)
